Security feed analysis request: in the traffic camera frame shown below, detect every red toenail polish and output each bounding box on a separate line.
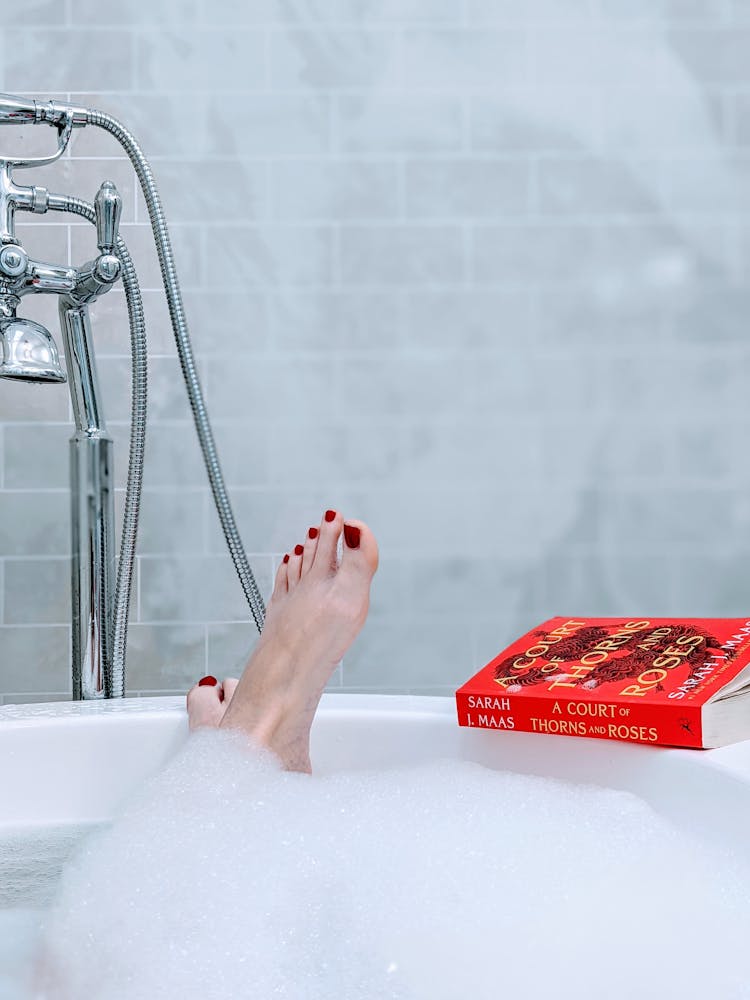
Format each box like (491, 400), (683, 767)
(325, 509), (336, 522)
(344, 524), (361, 549)
(308, 526), (318, 539)
(294, 543), (304, 556)
(283, 553), (289, 564)
(198, 675), (218, 687)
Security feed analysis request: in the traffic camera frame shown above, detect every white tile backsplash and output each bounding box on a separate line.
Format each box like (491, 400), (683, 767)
(1, 0), (749, 702)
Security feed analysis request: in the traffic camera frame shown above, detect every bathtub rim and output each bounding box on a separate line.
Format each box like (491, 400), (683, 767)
(2, 691), (750, 781)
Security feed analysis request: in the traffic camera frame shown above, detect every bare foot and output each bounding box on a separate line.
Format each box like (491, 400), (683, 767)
(186, 510), (378, 772)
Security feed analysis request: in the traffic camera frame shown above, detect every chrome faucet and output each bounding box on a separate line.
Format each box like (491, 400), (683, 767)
(1, 109), (122, 698)
(0, 94), (266, 700)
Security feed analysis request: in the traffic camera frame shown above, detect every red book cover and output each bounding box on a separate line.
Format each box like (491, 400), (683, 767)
(456, 617), (750, 749)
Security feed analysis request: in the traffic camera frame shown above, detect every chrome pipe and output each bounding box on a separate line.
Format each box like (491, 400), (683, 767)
(59, 301), (116, 699)
(51, 195), (148, 698)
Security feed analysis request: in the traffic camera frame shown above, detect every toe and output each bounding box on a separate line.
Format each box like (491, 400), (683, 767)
(340, 519), (379, 578)
(301, 525), (319, 576)
(187, 677), (226, 731)
(287, 542), (304, 588)
(310, 508), (344, 576)
(222, 677), (240, 708)
(272, 556), (289, 599)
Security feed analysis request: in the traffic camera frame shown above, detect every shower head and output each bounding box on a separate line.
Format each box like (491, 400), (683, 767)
(0, 93), (88, 128)
(0, 94), (88, 172)
(0, 315), (66, 383)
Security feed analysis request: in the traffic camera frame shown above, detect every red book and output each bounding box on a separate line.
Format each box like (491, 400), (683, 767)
(456, 617), (750, 749)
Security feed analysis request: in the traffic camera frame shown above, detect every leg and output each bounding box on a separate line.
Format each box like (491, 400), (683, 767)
(186, 510), (378, 772)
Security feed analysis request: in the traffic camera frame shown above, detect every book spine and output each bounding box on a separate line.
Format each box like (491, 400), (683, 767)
(455, 693), (704, 749)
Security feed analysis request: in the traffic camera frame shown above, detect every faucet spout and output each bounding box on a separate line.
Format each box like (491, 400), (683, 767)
(0, 313), (66, 383)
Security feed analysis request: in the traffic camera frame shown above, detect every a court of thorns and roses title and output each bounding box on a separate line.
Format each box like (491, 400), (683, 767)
(460, 617), (750, 744)
(492, 617), (741, 698)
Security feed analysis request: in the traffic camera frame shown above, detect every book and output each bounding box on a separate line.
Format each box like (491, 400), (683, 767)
(455, 617), (750, 749)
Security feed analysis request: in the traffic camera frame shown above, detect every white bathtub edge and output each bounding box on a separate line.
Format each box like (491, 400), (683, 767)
(4, 692), (750, 790)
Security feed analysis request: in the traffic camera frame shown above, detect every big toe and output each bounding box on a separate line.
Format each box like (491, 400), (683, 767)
(340, 519), (379, 578)
(187, 676), (227, 731)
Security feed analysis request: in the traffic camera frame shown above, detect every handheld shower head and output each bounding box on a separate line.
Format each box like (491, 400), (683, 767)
(0, 93), (88, 128)
(0, 94), (37, 125)
(0, 93), (88, 172)
(0, 315), (66, 383)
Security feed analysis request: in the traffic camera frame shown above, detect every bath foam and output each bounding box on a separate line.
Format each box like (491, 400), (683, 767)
(37, 731), (750, 1000)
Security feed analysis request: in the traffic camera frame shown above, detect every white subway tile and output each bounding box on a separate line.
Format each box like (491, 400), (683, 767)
(0, 626), (70, 692)
(4, 425), (70, 489)
(335, 95), (463, 152)
(0, 492), (68, 557)
(271, 159), (400, 220)
(5, 29), (134, 91)
(137, 29), (266, 92)
(472, 223), (600, 285)
(405, 158), (530, 218)
(206, 95), (332, 156)
(125, 624), (206, 689)
(203, 225), (334, 287)
(4, 559), (69, 625)
(399, 28), (531, 91)
(72, 0), (200, 23)
(139, 554), (273, 621)
(206, 621), (260, 676)
(271, 27), (397, 90)
(340, 224), (466, 284)
(269, 290), (402, 351)
(536, 155), (658, 215)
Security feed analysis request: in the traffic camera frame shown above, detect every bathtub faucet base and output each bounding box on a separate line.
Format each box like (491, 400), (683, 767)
(0, 136), (123, 698)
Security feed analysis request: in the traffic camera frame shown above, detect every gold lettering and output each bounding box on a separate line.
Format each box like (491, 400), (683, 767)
(567, 701), (616, 718)
(525, 644), (549, 658)
(608, 723), (659, 742)
(637, 668), (667, 686)
(580, 650), (609, 665)
(620, 684), (649, 697)
(547, 676), (576, 690)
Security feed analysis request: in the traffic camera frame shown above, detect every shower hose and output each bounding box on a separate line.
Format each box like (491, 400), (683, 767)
(52, 109), (267, 696)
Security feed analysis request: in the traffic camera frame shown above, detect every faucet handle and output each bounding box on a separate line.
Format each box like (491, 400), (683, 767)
(94, 180), (122, 254)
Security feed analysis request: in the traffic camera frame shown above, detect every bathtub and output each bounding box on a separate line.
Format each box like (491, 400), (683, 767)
(3, 691), (750, 850)
(5, 691), (750, 999)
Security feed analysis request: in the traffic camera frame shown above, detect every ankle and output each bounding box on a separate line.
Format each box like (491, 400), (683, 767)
(219, 660), (318, 769)
(220, 704), (313, 772)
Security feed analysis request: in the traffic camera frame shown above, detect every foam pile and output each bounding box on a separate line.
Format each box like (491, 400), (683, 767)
(38, 731), (750, 999)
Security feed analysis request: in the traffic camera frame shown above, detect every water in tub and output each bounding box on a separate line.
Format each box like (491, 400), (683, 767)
(4, 731), (750, 999)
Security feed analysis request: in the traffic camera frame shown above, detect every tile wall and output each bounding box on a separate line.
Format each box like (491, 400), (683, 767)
(1, 0), (749, 702)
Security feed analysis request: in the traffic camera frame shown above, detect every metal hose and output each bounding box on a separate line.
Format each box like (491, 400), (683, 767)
(86, 108), (267, 634)
(48, 195), (145, 697)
